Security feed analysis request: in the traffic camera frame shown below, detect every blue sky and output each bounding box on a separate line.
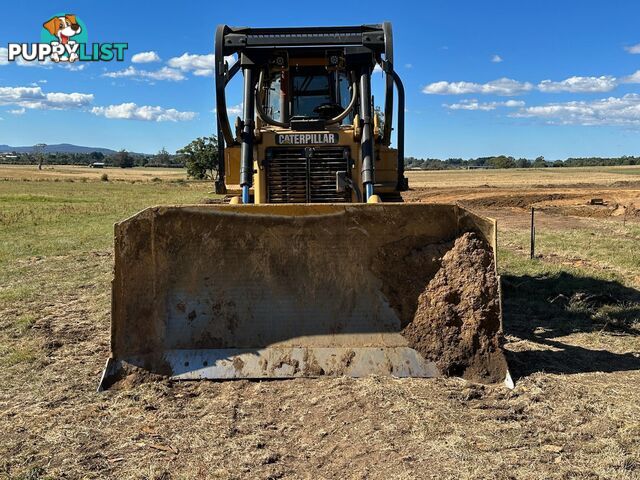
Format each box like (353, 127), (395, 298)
(1, 0), (639, 158)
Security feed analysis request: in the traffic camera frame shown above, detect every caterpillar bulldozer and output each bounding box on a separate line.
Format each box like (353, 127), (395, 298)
(99, 23), (510, 390)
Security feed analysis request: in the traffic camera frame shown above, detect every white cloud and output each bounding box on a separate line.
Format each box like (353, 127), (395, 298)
(423, 77), (533, 96)
(491, 54), (503, 63)
(0, 86), (93, 110)
(0, 85), (195, 123)
(4, 55), (83, 70)
(373, 64), (383, 74)
(511, 93), (640, 126)
(46, 92), (92, 105)
(168, 53), (215, 76)
(405, 63), (413, 69)
(102, 66), (184, 81)
(193, 68), (214, 77)
(1, 49), (81, 70)
(624, 43), (640, 54)
(622, 70), (640, 83)
(63, 63), (86, 71)
(538, 75), (617, 93)
(445, 99), (525, 111)
(14, 57), (53, 68)
(91, 102), (197, 122)
(131, 51), (161, 63)
(167, 53), (235, 77)
(3, 53), (82, 70)
(446, 100), (495, 111)
(214, 103), (244, 117)
(503, 99), (526, 107)
(425, 73), (630, 96)
(227, 103), (243, 116)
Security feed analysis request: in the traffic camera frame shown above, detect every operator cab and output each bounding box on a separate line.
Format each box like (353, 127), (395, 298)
(263, 67), (354, 124)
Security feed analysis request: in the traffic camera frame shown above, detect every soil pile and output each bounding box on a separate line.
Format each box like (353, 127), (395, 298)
(463, 193), (573, 209)
(402, 232), (507, 384)
(373, 237), (453, 328)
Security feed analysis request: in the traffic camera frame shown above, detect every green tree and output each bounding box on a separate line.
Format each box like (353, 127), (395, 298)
(488, 155), (516, 169)
(155, 147), (171, 166)
(34, 143), (47, 170)
(114, 149), (134, 168)
(533, 156), (547, 168)
(177, 136), (218, 180)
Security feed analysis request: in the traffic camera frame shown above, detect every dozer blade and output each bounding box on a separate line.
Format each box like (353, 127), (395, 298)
(99, 204), (511, 390)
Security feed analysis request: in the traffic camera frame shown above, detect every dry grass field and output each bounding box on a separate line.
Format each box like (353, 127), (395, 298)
(406, 165), (640, 188)
(0, 165), (639, 479)
(0, 165), (189, 183)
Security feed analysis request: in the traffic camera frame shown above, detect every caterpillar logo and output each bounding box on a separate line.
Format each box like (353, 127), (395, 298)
(276, 133), (339, 145)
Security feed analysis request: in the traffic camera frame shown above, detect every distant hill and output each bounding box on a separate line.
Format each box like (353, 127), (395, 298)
(0, 144), (118, 154)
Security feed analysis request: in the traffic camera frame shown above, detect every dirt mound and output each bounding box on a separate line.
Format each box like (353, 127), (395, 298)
(627, 203), (640, 218)
(534, 201), (640, 220)
(609, 180), (640, 189)
(402, 232), (507, 384)
(463, 193), (573, 209)
(373, 237), (453, 328)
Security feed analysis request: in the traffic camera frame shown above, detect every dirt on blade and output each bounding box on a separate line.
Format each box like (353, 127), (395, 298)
(402, 232), (508, 384)
(373, 237), (453, 328)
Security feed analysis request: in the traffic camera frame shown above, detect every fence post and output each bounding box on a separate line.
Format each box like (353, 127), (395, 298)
(530, 207), (535, 259)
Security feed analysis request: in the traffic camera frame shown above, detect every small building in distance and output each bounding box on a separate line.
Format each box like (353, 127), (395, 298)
(89, 162), (106, 168)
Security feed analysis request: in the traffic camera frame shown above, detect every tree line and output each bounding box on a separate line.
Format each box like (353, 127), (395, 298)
(0, 148), (184, 168)
(0, 136), (219, 178)
(405, 155), (640, 170)
(3, 139), (638, 175)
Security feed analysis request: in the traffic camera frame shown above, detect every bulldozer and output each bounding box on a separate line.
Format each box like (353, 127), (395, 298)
(99, 23), (511, 390)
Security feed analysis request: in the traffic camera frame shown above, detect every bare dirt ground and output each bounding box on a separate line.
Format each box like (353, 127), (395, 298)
(1, 167), (639, 479)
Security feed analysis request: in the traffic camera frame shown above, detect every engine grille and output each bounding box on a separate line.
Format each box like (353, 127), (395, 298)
(266, 146), (350, 203)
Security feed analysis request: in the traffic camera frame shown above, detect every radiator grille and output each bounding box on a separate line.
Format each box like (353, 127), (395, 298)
(266, 147), (350, 203)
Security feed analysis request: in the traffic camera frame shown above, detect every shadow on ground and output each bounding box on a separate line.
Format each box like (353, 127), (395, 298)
(502, 272), (640, 379)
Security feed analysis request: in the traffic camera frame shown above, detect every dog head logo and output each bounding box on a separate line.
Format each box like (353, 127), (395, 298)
(43, 14), (82, 45)
(41, 14), (83, 62)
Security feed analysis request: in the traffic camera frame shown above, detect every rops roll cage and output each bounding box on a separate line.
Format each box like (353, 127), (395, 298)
(214, 23), (406, 202)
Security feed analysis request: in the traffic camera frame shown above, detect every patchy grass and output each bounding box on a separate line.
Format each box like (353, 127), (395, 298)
(592, 167), (640, 176)
(0, 180), (211, 265)
(14, 314), (37, 333)
(500, 246), (640, 334)
(501, 251), (639, 323)
(499, 219), (640, 287)
(496, 216), (640, 374)
(1, 345), (39, 367)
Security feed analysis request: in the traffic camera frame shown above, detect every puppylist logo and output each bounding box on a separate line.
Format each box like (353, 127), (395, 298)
(7, 13), (127, 64)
